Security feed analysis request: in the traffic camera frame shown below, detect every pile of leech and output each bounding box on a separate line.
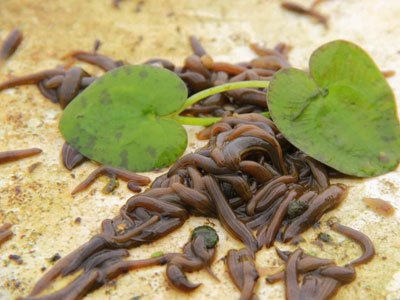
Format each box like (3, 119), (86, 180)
(0, 35), (375, 300)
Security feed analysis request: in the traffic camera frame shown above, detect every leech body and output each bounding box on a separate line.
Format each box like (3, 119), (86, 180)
(0, 223), (13, 246)
(331, 223), (375, 266)
(0, 70), (65, 91)
(264, 190), (298, 247)
(281, 1), (328, 27)
(285, 249), (302, 300)
(62, 143), (86, 170)
(0, 28), (23, 61)
(226, 248), (259, 300)
(58, 67), (85, 108)
(283, 184), (347, 241)
(71, 166), (150, 195)
(204, 176), (258, 253)
(0, 148), (42, 164)
(66, 50), (123, 71)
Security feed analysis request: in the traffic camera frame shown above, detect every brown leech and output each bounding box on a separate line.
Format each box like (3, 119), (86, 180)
(281, 1), (328, 27)
(330, 223), (375, 266)
(283, 184), (347, 242)
(226, 248), (259, 300)
(0, 148), (42, 164)
(64, 50), (123, 71)
(71, 166), (150, 195)
(0, 223), (13, 246)
(0, 28), (23, 62)
(61, 143), (86, 170)
(362, 197), (395, 217)
(204, 175), (258, 253)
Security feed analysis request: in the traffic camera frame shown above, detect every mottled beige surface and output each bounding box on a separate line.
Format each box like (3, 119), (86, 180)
(0, 0), (400, 299)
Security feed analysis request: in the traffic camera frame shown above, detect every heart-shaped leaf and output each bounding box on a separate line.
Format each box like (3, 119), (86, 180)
(268, 40), (400, 177)
(60, 65), (188, 172)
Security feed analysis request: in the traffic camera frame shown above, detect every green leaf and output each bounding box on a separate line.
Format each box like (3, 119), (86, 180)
(268, 40), (400, 177)
(60, 65), (188, 172)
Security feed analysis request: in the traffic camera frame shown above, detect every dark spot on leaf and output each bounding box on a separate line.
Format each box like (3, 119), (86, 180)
(81, 97), (88, 108)
(85, 135), (97, 148)
(146, 146), (157, 158)
(70, 137), (80, 145)
(100, 90), (112, 105)
(115, 131), (123, 140)
(120, 150), (129, 168)
(139, 70), (148, 78)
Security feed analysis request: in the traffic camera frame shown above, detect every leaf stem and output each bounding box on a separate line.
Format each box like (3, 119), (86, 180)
(172, 116), (222, 126)
(172, 110), (270, 127)
(174, 80), (269, 115)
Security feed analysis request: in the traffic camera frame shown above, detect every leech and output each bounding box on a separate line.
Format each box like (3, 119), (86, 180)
(171, 183), (214, 215)
(283, 184), (347, 242)
(37, 81), (59, 103)
(28, 238), (104, 296)
(247, 174), (297, 215)
(144, 58), (175, 70)
(166, 264), (201, 291)
(222, 136), (286, 173)
(250, 55), (290, 70)
(168, 153), (233, 176)
(44, 75), (64, 89)
(204, 176), (258, 253)
(61, 143), (86, 170)
(302, 155), (329, 190)
(1, 28), (23, 61)
(0, 69), (65, 91)
(0, 223), (13, 246)
(0, 148), (42, 164)
(281, 1), (328, 27)
(65, 51), (121, 71)
(71, 166), (150, 195)
(189, 35), (207, 56)
(185, 54), (211, 78)
(226, 248), (259, 300)
(266, 249), (335, 282)
(216, 175), (253, 202)
(255, 184), (288, 214)
(264, 190), (298, 247)
(239, 160), (274, 183)
(83, 249), (130, 271)
(319, 265), (356, 283)
(58, 67), (85, 108)
(104, 215), (160, 243)
(23, 269), (100, 300)
(127, 181), (142, 193)
(125, 196), (187, 219)
(330, 223), (375, 266)
(285, 249), (302, 300)
(187, 167), (205, 190)
(211, 62), (247, 75)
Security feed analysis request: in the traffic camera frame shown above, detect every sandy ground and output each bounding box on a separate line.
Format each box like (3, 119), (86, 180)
(0, 0), (400, 299)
